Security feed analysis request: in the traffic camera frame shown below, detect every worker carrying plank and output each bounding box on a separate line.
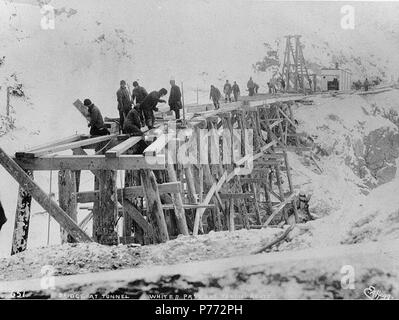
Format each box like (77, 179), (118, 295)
(84, 99), (110, 136)
(140, 88), (168, 129)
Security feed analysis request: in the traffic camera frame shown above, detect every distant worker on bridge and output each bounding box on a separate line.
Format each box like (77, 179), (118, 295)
(364, 78), (370, 91)
(247, 77), (255, 96)
(140, 88), (168, 129)
(168, 80), (183, 121)
(254, 82), (260, 94)
(209, 85), (221, 109)
(232, 81), (240, 102)
(132, 81), (148, 126)
(85, 99), (110, 136)
(223, 80), (232, 103)
(116, 80), (132, 131)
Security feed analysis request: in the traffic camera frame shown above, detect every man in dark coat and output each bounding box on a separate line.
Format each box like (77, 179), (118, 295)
(168, 80), (182, 120)
(232, 81), (240, 102)
(209, 85), (221, 109)
(132, 81), (148, 126)
(223, 80), (232, 103)
(116, 80), (132, 130)
(85, 99), (110, 136)
(0, 200), (6, 231)
(140, 88), (167, 129)
(247, 77), (255, 96)
(123, 105), (144, 136)
(364, 78), (370, 91)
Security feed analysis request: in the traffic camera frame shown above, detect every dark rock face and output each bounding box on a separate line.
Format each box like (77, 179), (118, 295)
(364, 127), (399, 185)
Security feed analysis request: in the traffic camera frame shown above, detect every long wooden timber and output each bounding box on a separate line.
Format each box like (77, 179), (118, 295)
(0, 147), (92, 243)
(105, 136), (143, 158)
(76, 182), (182, 203)
(14, 154), (166, 171)
(18, 134), (118, 158)
(23, 134), (88, 153)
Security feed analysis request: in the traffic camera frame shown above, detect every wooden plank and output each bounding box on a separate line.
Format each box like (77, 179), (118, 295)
(193, 171), (227, 235)
(73, 99), (90, 120)
(122, 198), (153, 235)
(93, 170), (119, 245)
(14, 154), (165, 171)
(140, 169), (169, 243)
(0, 147), (92, 243)
(162, 204), (215, 210)
(58, 170), (78, 244)
(235, 140), (277, 166)
(76, 182), (181, 203)
(105, 136), (142, 158)
(23, 134), (86, 153)
(219, 193), (255, 199)
(144, 134), (173, 157)
(22, 134), (117, 158)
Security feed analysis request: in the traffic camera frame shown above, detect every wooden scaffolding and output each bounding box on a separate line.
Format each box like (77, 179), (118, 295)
(0, 95), (310, 254)
(281, 35), (313, 93)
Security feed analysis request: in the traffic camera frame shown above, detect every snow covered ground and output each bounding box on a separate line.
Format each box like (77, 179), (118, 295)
(1, 0), (399, 298)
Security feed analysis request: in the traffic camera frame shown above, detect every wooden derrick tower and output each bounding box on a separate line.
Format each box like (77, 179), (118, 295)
(281, 35), (313, 93)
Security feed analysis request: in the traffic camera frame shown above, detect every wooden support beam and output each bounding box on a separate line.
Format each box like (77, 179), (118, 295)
(162, 204), (215, 210)
(140, 169), (169, 243)
(19, 134), (117, 158)
(14, 154), (165, 171)
(58, 170), (78, 244)
(166, 164), (189, 236)
(11, 171), (33, 255)
(24, 134), (87, 153)
(105, 136), (142, 158)
(229, 198), (235, 231)
(76, 182), (181, 203)
(122, 198), (153, 236)
(263, 193), (297, 228)
(0, 147), (92, 243)
(219, 193), (255, 199)
(93, 170), (119, 245)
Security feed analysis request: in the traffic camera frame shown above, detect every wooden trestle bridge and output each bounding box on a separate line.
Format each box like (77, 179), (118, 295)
(0, 94), (312, 255)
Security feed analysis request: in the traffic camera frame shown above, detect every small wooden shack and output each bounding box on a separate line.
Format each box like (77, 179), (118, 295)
(320, 68), (352, 91)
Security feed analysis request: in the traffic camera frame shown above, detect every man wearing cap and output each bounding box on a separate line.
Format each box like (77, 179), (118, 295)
(84, 99), (110, 136)
(116, 80), (132, 131)
(140, 88), (168, 129)
(168, 80), (182, 121)
(132, 81), (148, 126)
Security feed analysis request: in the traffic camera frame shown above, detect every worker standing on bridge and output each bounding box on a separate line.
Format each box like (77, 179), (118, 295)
(85, 99), (110, 136)
(132, 81), (148, 126)
(247, 77), (255, 96)
(364, 78), (370, 91)
(168, 80), (182, 121)
(254, 82), (259, 94)
(232, 81), (240, 102)
(223, 80), (232, 103)
(210, 85), (221, 109)
(140, 88), (168, 129)
(116, 80), (132, 131)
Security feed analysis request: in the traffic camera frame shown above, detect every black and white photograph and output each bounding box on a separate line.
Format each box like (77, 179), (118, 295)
(0, 0), (398, 304)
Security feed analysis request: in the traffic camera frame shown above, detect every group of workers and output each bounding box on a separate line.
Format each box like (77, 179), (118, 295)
(85, 79), (184, 137)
